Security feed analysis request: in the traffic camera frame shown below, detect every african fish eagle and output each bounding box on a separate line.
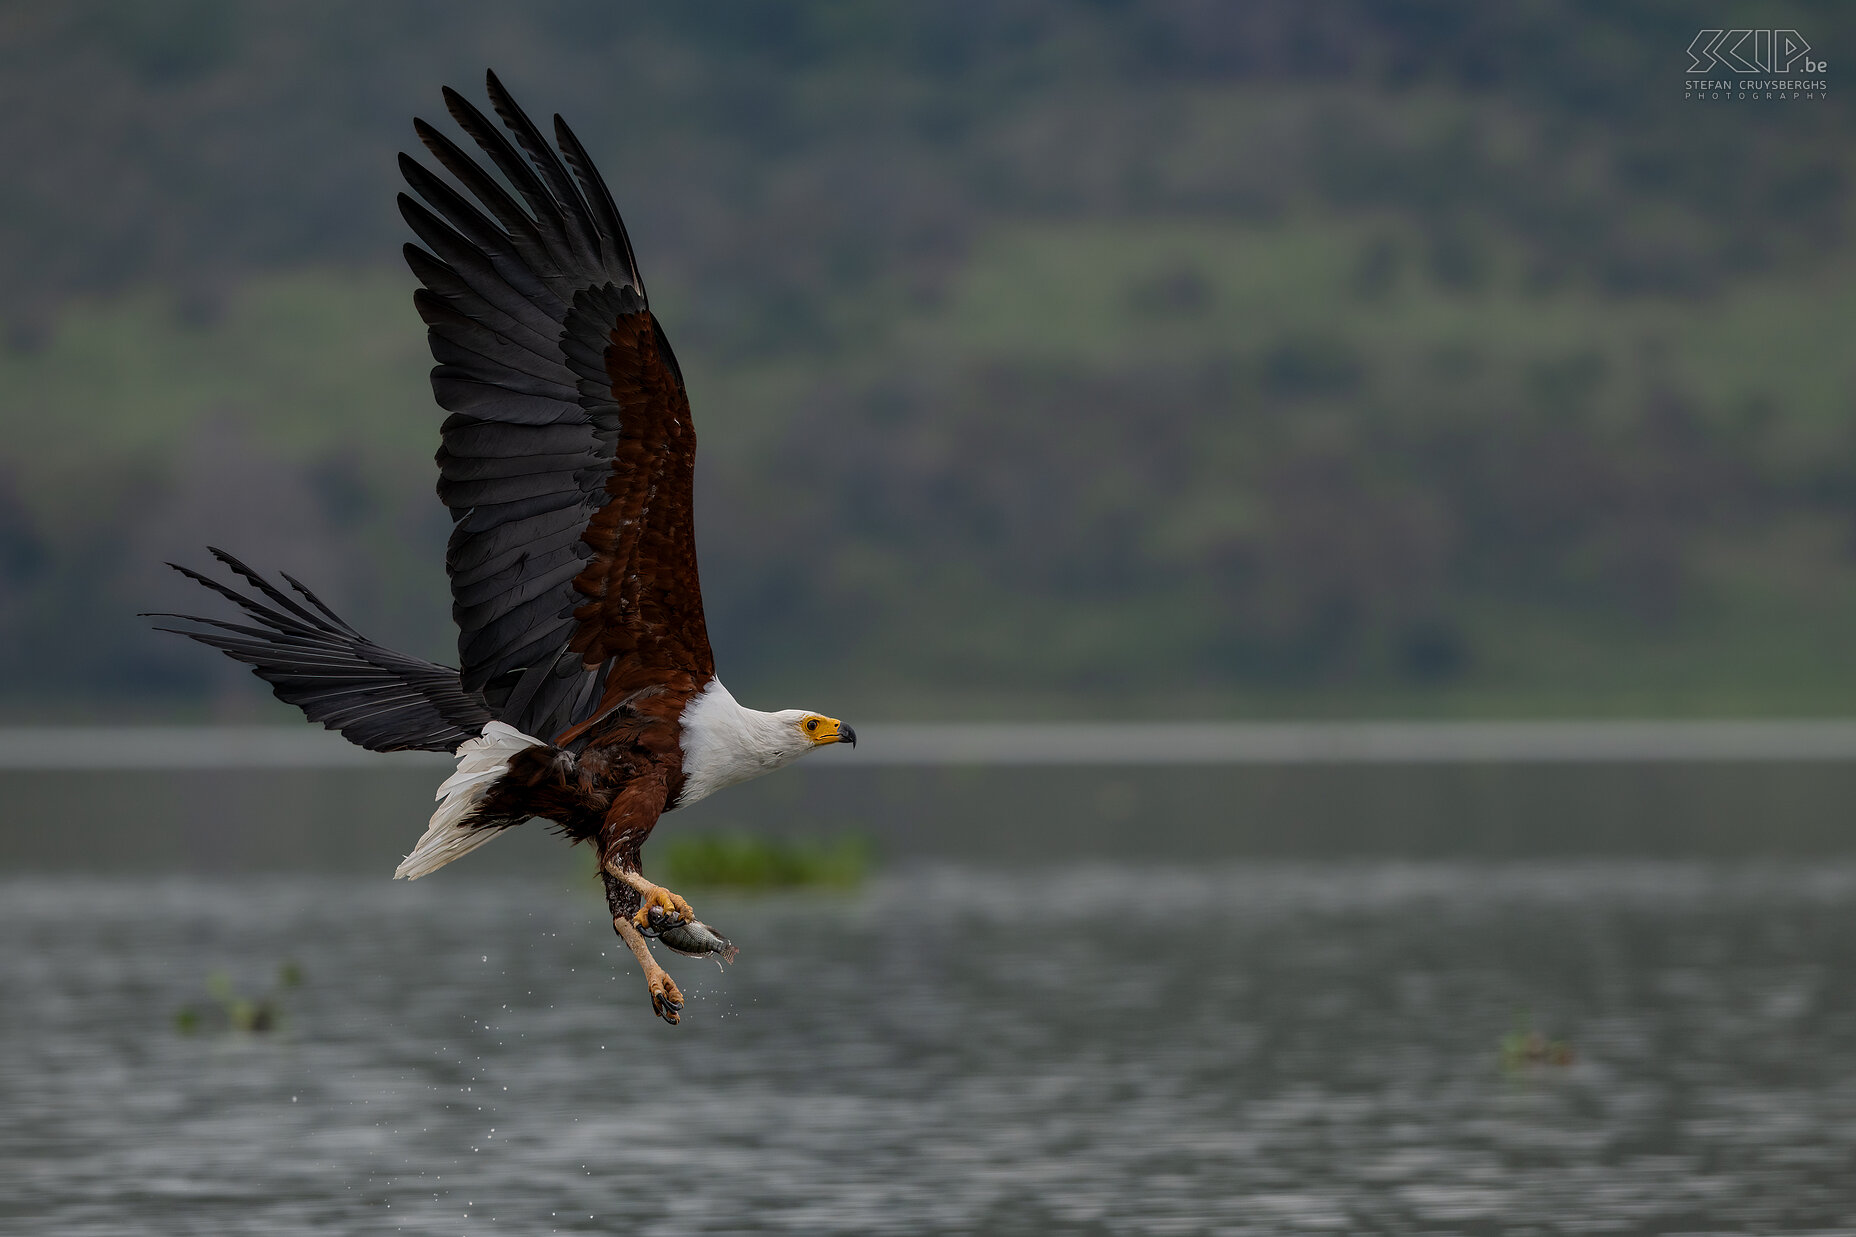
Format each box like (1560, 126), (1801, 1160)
(148, 72), (856, 1025)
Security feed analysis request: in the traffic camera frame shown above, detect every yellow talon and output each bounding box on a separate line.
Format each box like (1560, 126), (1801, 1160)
(630, 884), (694, 931)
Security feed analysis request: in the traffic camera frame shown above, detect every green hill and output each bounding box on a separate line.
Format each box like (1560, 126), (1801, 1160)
(4, 3), (1856, 718)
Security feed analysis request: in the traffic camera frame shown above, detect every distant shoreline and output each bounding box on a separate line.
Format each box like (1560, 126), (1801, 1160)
(10, 721), (1856, 769)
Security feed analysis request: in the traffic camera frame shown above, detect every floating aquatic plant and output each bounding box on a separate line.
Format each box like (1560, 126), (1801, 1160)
(1500, 1008), (1574, 1070)
(174, 960), (302, 1035)
(656, 833), (872, 889)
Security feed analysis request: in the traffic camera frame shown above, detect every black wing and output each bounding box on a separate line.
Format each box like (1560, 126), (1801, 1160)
(401, 70), (705, 741)
(146, 549), (493, 753)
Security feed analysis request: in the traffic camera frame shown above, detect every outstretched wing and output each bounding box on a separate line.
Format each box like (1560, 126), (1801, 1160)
(400, 71), (713, 742)
(146, 549), (494, 753)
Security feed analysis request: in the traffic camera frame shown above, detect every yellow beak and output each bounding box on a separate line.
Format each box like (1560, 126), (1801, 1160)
(811, 717), (856, 747)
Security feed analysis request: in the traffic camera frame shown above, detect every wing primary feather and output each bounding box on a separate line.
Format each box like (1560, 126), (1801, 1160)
(483, 70), (604, 276)
(408, 136), (575, 320)
(412, 118), (553, 267)
(163, 564), (320, 639)
(402, 139), (573, 319)
(399, 196), (566, 330)
(144, 612), (340, 650)
(439, 87), (581, 284)
(403, 246), (561, 358)
(277, 572), (366, 639)
(398, 152), (510, 266)
(209, 547), (331, 629)
(552, 114), (641, 295)
(150, 557), (494, 753)
(418, 294), (576, 386)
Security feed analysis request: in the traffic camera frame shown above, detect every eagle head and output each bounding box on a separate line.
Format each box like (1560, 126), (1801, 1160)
(793, 713), (856, 748)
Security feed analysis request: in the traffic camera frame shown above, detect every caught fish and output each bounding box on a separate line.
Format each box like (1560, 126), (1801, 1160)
(643, 904), (739, 963)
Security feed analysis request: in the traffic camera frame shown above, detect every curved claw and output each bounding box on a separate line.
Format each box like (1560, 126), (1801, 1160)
(649, 972), (684, 1024)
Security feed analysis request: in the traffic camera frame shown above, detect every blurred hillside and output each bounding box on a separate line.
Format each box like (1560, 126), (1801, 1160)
(4, 1), (1856, 720)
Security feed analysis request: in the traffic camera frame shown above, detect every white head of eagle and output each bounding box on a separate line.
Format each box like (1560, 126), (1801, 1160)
(674, 680), (856, 807)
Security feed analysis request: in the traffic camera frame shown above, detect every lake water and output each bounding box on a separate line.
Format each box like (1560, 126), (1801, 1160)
(10, 760), (1856, 872)
(7, 859), (1856, 1234)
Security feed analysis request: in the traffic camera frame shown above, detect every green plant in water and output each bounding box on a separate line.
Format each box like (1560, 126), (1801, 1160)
(1500, 1007), (1574, 1071)
(174, 960), (301, 1035)
(656, 833), (872, 889)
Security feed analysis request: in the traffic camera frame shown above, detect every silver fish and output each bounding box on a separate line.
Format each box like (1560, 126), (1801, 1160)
(644, 905), (739, 963)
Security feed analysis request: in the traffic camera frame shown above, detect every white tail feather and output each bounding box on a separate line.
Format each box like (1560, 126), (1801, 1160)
(394, 721), (544, 880)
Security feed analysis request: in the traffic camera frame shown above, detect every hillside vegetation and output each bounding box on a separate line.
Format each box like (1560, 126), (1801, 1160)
(3, 3), (1855, 718)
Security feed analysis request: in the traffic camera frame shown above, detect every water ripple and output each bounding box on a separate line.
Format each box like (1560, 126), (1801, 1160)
(4, 862), (1856, 1234)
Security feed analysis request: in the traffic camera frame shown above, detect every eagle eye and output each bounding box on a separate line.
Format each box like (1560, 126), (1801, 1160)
(805, 719), (819, 732)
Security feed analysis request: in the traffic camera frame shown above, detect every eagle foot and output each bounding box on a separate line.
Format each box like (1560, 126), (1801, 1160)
(648, 970), (684, 1024)
(611, 911), (688, 1026)
(630, 883), (695, 933)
